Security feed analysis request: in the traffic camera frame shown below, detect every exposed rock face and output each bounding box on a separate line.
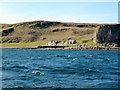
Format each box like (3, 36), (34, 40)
(2, 27), (14, 36)
(95, 24), (120, 46)
(2, 36), (21, 43)
(29, 21), (60, 29)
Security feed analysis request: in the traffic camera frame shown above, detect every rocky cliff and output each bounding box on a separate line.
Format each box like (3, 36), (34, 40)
(95, 24), (120, 46)
(1, 27), (14, 36)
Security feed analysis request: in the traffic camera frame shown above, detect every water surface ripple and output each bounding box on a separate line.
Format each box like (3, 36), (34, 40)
(2, 49), (119, 88)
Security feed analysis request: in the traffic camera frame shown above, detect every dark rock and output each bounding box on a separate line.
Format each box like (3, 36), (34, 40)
(1, 27), (14, 36)
(29, 21), (60, 29)
(95, 24), (120, 46)
(52, 29), (59, 32)
(2, 36), (21, 43)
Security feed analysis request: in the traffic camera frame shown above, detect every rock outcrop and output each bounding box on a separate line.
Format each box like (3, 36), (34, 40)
(1, 27), (14, 36)
(29, 21), (60, 29)
(95, 24), (120, 46)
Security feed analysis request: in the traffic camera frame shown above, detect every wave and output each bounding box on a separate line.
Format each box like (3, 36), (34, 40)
(31, 70), (45, 76)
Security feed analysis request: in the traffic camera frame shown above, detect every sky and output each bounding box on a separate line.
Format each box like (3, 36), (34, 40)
(0, 2), (118, 24)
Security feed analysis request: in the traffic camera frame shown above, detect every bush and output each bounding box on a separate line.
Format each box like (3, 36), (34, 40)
(82, 40), (89, 43)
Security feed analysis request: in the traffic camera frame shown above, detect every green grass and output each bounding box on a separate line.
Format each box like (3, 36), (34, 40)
(1, 39), (100, 47)
(2, 41), (47, 47)
(82, 40), (100, 46)
(62, 39), (99, 47)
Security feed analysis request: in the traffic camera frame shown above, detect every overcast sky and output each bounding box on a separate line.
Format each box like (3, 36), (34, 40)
(0, 2), (118, 24)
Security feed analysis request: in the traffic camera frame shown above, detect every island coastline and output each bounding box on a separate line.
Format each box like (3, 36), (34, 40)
(1, 45), (120, 50)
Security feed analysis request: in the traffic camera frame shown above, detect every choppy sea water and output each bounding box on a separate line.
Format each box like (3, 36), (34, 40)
(1, 49), (119, 88)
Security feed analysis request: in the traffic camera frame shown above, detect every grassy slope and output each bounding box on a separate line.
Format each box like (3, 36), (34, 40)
(1, 20), (100, 47)
(1, 42), (46, 47)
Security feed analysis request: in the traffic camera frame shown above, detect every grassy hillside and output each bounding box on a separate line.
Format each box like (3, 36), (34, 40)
(0, 20), (101, 47)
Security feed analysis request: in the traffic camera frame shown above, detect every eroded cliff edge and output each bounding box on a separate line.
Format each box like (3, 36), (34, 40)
(95, 24), (120, 46)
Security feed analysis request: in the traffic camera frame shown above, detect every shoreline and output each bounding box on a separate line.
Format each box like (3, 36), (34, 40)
(1, 46), (120, 50)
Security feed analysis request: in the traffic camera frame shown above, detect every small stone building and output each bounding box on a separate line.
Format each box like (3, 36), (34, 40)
(48, 40), (59, 46)
(66, 40), (77, 44)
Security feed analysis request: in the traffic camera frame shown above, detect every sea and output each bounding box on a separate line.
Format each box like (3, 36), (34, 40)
(1, 49), (119, 89)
